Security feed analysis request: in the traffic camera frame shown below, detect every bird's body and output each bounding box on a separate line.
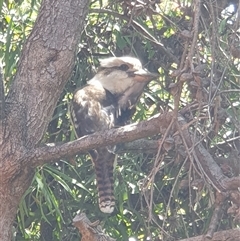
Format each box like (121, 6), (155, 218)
(71, 56), (157, 213)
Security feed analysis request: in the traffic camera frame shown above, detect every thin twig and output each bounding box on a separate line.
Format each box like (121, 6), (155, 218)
(187, 0), (201, 72)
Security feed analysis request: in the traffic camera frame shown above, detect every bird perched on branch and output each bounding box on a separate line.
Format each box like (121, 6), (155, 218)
(71, 56), (157, 213)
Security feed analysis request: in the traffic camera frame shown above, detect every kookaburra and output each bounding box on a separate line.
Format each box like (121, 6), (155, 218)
(71, 56), (157, 213)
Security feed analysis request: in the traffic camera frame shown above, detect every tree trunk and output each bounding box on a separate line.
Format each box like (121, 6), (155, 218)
(0, 0), (88, 240)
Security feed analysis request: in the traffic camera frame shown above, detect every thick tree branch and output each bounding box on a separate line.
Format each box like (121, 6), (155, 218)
(116, 139), (159, 154)
(0, 1), (89, 240)
(20, 113), (240, 195)
(3, 0), (89, 152)
(26, 113), (172, 167)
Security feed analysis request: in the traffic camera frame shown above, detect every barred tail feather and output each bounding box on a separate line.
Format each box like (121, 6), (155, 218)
(91, 149), (115, 213)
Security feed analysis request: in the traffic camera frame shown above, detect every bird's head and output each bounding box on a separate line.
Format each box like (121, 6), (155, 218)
(88, 56), (158, 109)
(88, 56), (158, 95)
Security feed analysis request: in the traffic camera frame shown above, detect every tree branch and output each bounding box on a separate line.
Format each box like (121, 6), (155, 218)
(73, 212), (115, 241)
(115, 139), (159, 154)
(23, 113), (240, 195)
(3, 0), (89, 151)
(26, 113), (172, 167)
(177, 115), (240, 192)
(205, 192), (227, 239)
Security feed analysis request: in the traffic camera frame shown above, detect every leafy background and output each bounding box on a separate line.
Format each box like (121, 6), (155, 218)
(1, 0), (240, 240)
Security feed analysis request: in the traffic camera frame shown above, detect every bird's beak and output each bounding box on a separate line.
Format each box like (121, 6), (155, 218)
(133, 69), (159, 82)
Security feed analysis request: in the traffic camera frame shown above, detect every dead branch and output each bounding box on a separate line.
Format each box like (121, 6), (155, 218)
(205, 192), (228, 239)
(73, 213), (115, 241)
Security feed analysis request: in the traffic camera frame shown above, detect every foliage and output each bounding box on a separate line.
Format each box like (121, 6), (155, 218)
(1, 0), (240, 240)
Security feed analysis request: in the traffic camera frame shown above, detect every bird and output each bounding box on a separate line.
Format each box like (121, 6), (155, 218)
(71, 56), (157, 213)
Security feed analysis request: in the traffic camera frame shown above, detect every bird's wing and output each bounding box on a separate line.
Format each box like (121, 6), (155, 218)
(71, 84), (116, 137)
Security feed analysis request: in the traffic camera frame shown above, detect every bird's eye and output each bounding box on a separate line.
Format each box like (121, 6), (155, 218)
(119, 64), (129, 71)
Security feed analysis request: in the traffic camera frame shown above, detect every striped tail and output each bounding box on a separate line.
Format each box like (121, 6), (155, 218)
(90, 149), (115, 213)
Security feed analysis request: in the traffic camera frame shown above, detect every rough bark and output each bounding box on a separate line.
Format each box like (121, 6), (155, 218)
(26, 113), (172, 167)
(0, 0), (89, 240)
